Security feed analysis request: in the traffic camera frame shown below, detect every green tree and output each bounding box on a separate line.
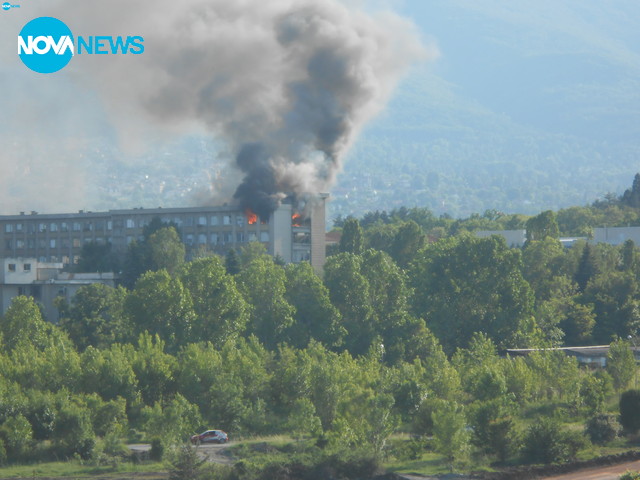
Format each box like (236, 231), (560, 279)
(121, 218), (182, 287)
(526, 210), (559, 242)
(619, 389), (640, 433)
(409, 235), (535, 353)
(125, 270), (196, 350)
(76, 241), (119, 273)
(80, 345), (138, 402)
(168, 444), (206, 480)
(284, 262), (343, 348)
(0, 413), (32, 460)
(389, 220), (425, 269)
(582, 271), (640, 343)
(522, 418), (580, 464)
(621, 173), (640, 208)
(58, 284), (130, 350)
(339, 218), (364, 254)
(608, 338), (636, 392)
(0, 296), (49, 352)
(224, 248), (241, 275)
(431, 401), (470, 469)
(323, 252), (375, 355)
(147, 227), (185, 275)
(130, 333), (177, 405)
(179, 257), (249, 345)
(236, 257), (295, 349)
(574, 243), (598, 292)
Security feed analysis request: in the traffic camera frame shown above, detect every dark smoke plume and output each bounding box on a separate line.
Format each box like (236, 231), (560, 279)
(1, 0), (432, 215)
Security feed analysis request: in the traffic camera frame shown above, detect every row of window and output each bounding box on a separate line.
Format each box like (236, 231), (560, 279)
(5, 237), (106, 249)
(4, 221), (108, 233)
(4, 231), (271, 251)
(2, 214), (267, 234)
(184, 232), (269, 246)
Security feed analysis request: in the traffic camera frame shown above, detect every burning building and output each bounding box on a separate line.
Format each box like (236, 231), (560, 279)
(0, 194), (327, 275)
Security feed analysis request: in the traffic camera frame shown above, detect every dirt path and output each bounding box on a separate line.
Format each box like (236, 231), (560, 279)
(194, 442), (235, 465)
(538, 459), (640, 479)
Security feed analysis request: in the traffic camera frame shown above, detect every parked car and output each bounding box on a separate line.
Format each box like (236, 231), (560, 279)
(190, 429), (229, 444)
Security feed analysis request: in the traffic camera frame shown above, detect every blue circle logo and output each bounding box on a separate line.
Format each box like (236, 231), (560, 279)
(18, 17), (74, 74)
(2, 3), (11, 10)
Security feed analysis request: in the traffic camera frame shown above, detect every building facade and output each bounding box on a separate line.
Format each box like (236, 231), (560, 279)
(0, 195), (327, 272)
(0, 257), (116, 321)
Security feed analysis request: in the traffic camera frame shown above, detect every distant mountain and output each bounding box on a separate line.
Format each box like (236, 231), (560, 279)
(330, 0), (640, 220)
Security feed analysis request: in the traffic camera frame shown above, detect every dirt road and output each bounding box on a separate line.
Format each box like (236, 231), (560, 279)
(539, 460), (640, 480)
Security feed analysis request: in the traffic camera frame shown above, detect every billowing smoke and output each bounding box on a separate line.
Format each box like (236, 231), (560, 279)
(1, 0), (431, 217)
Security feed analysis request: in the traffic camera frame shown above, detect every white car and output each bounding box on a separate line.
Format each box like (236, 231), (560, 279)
(190, 429), (229, 444)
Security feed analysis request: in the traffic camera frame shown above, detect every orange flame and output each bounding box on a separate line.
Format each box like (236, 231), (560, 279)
(245, 209), (258, 225)
(292, 213), (303, 227)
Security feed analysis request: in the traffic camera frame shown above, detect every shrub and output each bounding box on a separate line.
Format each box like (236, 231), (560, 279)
(619, 390), (640, 433)
(522, 418), (586, 464)
(620, 471), (640, 480)
(150, 437), (164, 461)
(585, 413), (621, 444)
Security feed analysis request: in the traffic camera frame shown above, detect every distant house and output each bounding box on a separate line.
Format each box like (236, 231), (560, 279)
(593, 227), (640, 246)
(505, 345), (640, 368)
(0, 257), (116, 322)
(476, 226), (640, 249)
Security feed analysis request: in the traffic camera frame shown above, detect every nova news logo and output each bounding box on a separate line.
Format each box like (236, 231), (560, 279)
(18, 16), (144, 74)
(3, 2), (21, 10)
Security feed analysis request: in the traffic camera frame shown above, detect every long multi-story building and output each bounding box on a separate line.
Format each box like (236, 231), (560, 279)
(0, 194), (327, 272)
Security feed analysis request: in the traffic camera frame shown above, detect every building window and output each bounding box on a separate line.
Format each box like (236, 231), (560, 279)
(223, 232), (232, 244)
(39, 223), (47, 232)
(198, 234), (206, 244)
(184, 217), (194, 227)
(260, 232), (269, 242)
(5, 240), (12, 249)
(236, 232), (245, 242)
(198, 216), (207, 226)
(38, 239), (46, 248)
(27, 239), (35, 249)
(96, 221), (105, 230)
(28, 223), (36, 233)
(210, 233), (219, 245)
(73, 238), (81, 248)
(62, 238), (70, 248)
(84, 222), (92, 232)
(23, 263), (31, 272)
(107, 221), (112, 230)
(16, 223), (23, 232)
(236, 216), (244, 226)
(4, 224), (12, 233)
(249, 233), (257, 242)
(16, 239), (24, 248)
(50, 239), (56, 248)
(211, 216), (218, 226)
(95, 237), (104, 244)
(73, 222), (81, 231)
(185, 234), (194, 246)
(8, 263), (16, 272)
(223, 215), (231, 225)
(126, 219), (135, 229)
(61, 222), (68, 232)
(50, 223), (58, 232)
(126, 236), (134, 245)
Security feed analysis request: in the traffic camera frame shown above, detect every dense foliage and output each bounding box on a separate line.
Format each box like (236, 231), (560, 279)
(3, 179), (640, 470)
